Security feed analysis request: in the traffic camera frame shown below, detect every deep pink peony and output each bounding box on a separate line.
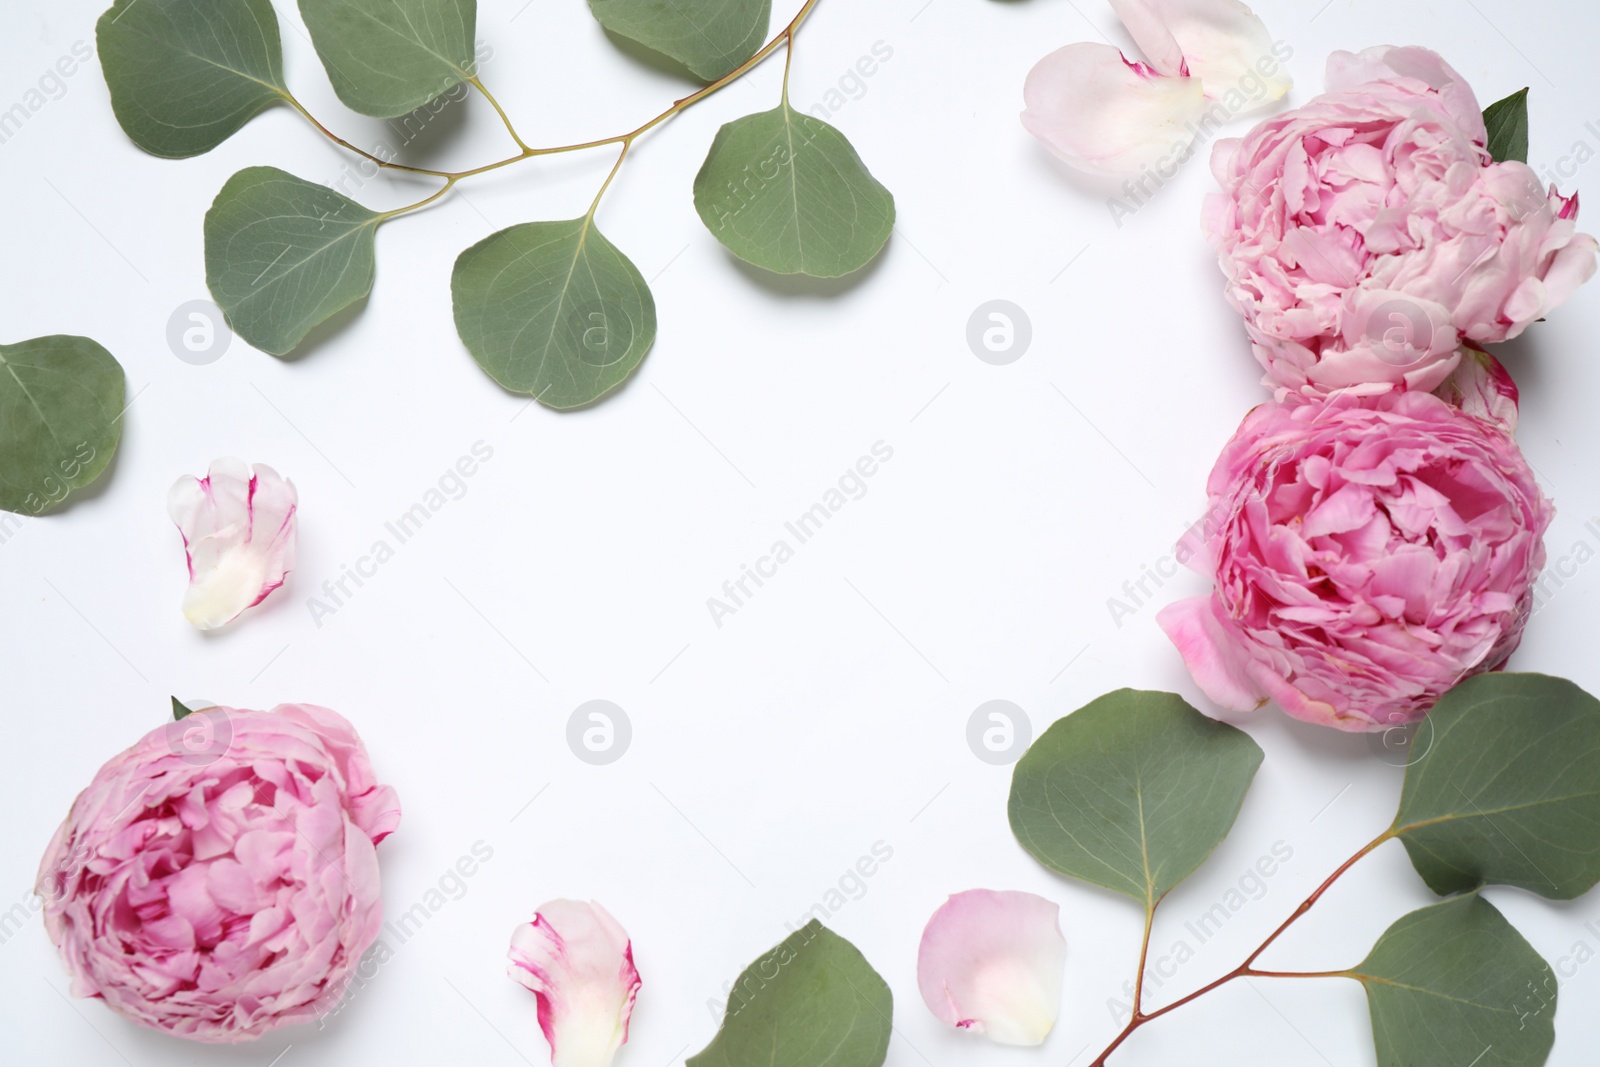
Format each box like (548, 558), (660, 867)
(36, 704), (400, 1043)
(1204, 45), (1597, 401)
(1158, 392), (1553, 730)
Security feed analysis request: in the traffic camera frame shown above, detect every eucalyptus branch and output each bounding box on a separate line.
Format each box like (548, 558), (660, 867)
(287, 0), (824, 215)
(1088, 832), (1392, 1067)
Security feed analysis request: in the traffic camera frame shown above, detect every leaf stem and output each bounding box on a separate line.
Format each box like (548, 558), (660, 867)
(587, 140), (633, 221)
(469, 76), (531, 153)
(1085, 830), (1393, 1067)
(279, 90), (452, 178)
(285, 0), (824, 211)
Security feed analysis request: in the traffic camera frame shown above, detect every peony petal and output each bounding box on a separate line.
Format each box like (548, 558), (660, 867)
(508, 900), (640, 1067)
(1023, 43), (1206, 178)
(1324, 46), (1485, 141)
(1111, 0), (1291, 104)
(167, 460), (297, 631)
(1433, 346), (1519, 433)
(918, 889), (1065, 1046)
(1157, 596), (1267, 711)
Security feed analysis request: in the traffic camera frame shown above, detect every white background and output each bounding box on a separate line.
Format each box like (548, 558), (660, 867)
(2, 0), (1598, 1064)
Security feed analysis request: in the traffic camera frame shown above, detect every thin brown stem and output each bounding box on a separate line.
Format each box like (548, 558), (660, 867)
(1085, 832), (1392, 1067)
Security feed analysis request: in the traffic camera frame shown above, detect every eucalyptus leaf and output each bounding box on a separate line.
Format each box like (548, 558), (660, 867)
(1008, 689), (1264, 906)
(1353, 893), (1555, 1067)
(688, 921), (891, 1067)
(299, 0), (478, 118)
(96, 0), (287, 158)
(1392, 672), (1600, 900)
(205, 167), (383, 357)
(589, 0), (770, 82)
(694, 104), (895, 277)
(451, 218), (656, 409)
(694, 103), (896, 278)
(0, 336), (124, 517)
(1483, 88), (1531, 164)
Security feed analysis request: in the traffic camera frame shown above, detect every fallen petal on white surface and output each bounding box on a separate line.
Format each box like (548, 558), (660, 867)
(917, 889), (1066, 1046)
(508, 900), (640, 1067)
(167, 458), (297, 631)
(1023, 42), (1206, 177)
(1113, 0), (1290, 103)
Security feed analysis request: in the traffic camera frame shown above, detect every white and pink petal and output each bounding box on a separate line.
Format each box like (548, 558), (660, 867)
(508, 900), (639, 1067)
(1112, 0), (1290, 102)
(1023, 43), (1206, 178)
(167, 459), (297, 631)
(917, 889), (1066, 1046)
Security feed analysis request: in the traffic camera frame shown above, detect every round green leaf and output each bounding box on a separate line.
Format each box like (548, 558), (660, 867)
(689, 922), (891, 1067)
(451, 218), (656, 410)
(298, 0), (478, 118)
(588, 0), (770, 82)
(1393, 672), (1600, 900)
(694, 103), (895, 277)
(1353, 894), (1555, 1067)
(0, 336), (124, 516)
(1008, 689), (1264, 906)
(96, 0), (287, 158)
(205, 167), (383, 357)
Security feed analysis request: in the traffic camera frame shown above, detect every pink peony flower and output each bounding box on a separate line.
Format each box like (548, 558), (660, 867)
(1204, 46), (1597, 401)
(36, 704), (400, 1043)
(917, 889), (1066, 1046)
(1158, 392), (1553, 730)
(168, 459), (297, 631)
(508, 900), (640, 1067)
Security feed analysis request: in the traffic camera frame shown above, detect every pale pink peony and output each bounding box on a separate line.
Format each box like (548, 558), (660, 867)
(1158, 392), (1552, 730)
(36, 704), (400, 1043)
(1204, 46), (1597, 401)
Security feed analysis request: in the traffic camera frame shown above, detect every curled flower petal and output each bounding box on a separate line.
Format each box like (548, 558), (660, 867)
(1023, 43), (1205, 177)
(167, 459), (297, 631)
(917, 889), (1065, 1046)
(1434, 346), (1520, 433)
(508, 900), (640, 1067)
(1111, 0), (1291, 102)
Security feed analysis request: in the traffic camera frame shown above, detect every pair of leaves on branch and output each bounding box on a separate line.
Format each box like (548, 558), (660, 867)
(691, 921), (892, 1067)
(0, 336), (124, 517)
(1010, 675), (1600, 1066)
(97, 0), (895, 410)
